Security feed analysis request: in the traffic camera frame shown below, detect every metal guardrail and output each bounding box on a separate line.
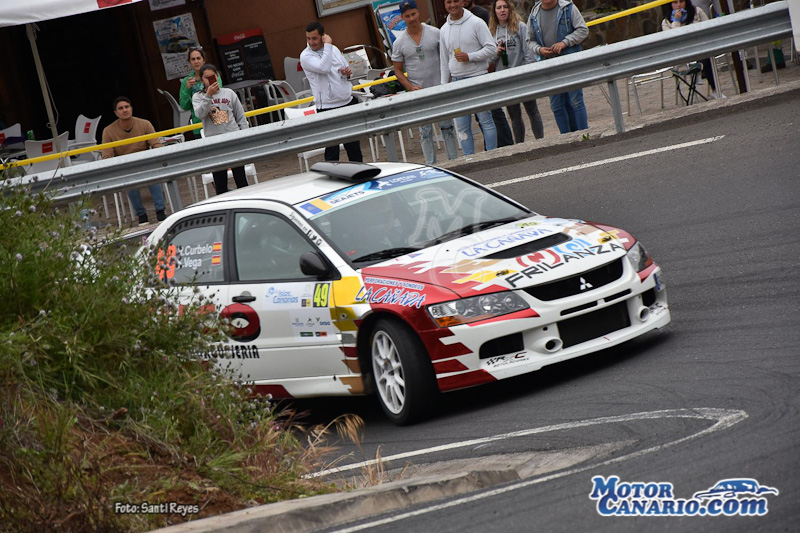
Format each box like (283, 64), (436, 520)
(16, 1), (793, 206)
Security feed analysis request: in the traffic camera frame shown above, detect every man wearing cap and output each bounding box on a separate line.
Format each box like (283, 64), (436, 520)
(391, 0), (459, 164)
(439, 0), (497, 155)
(300, 21), (363, 162)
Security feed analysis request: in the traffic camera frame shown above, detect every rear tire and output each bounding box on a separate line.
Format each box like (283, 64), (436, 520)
(370, 318), (438, 425)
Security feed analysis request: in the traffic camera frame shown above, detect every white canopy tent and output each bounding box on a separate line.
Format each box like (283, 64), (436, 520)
(0, 0), (142, 158)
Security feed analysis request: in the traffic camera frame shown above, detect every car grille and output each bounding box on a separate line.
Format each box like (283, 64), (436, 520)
(524, 258), (624, 301)
(558, 301), (631, 349)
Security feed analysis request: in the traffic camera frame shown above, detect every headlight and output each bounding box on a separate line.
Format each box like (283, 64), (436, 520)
(626, 241), (653, 272)
(427, 292), (529, 327)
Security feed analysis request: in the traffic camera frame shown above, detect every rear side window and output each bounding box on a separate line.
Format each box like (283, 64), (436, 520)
(157, 214), (226, 284)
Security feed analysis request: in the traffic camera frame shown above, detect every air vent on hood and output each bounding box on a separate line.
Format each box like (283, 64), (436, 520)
(484, 233), (571, 259)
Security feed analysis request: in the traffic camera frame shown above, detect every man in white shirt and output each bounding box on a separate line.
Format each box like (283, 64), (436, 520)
(300, 21), (363, 162)
(439, 0), (497, 155)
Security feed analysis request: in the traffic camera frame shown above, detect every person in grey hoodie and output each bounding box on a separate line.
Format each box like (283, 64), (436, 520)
(527, 0), (589, 134)
(439, 0), (498, 155)
(192, 63), (250, 195)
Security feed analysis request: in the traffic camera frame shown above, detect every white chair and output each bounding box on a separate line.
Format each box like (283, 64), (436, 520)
(201, 164), (259, 199)
(342, 45), (371, 80)
(23, 132), (71, 175)
(157, 88), (191, 128)
(0, 123), (24, 151)
(68, 114), (102, 163)
(283, 57), (310, 93)
(627, 68), (673, 116)
(283, 106), (345, 172)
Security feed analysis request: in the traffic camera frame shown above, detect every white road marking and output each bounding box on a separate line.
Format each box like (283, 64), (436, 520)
(328, 407), (748, 532)
(486, 136), (725, 188)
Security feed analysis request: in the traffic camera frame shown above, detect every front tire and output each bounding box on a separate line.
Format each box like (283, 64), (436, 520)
(370, 319), (438, 425)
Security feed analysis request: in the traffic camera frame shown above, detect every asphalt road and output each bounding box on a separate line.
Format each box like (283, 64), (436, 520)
(292, 93), (800, 532)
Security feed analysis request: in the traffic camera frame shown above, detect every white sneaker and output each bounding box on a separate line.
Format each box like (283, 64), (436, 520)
(709, 92), (726, 100)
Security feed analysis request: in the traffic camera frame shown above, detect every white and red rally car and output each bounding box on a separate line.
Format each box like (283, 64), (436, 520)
(147, 162), (670, 424)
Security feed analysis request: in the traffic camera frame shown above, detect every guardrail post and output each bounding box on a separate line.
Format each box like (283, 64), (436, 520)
(165, 180), (183, 211)
(382, 132), (399, 162)
(606, 80), (626, 134)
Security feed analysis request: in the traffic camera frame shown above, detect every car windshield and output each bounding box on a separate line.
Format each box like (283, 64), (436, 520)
(295, 167), (530, 265)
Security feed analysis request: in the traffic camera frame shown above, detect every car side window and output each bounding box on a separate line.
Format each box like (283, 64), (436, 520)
(234, 211), (318, 281)
(158, 213), (226, 284)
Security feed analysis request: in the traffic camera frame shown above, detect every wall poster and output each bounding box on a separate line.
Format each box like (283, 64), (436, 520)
(153, 13), (199, 80)
(315, 0), (373, 17)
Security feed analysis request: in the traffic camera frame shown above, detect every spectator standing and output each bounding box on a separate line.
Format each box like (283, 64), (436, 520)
(440, 0), (498, 155)
(101, 97), (166, 226)
(526, 0), (589, 134)
(300, 22), (363, 163)
(179, 46), (222, 125)
(489, 0), (544, 144)
(192, 64), (250, 195)
(465, 0), (491, 24)
(661, 0), (721, 97)
(391, 0), (459, 165)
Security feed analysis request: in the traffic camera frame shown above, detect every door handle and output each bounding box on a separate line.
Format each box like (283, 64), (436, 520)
(232, 294), (256, 303)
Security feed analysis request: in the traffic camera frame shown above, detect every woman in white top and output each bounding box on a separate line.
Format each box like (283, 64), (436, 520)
(489, 0), (544, 143)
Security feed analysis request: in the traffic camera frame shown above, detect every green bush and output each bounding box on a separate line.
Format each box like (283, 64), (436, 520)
(0, 181), (347, 531)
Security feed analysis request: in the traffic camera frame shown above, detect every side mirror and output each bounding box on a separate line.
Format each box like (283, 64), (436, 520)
(300, 251), (332, 279)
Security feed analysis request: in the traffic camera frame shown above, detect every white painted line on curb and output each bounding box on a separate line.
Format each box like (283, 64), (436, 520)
(308, 407), (739, 479)
(486, 135), (726, 188)
(327, 408), (748, 533)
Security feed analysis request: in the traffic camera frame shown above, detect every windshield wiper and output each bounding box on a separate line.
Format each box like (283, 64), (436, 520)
(425, 217), (523, 246)
(352, 247), (421, 263)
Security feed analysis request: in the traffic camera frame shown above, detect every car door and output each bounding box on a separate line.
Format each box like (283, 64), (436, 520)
(226, 206), (346, 382)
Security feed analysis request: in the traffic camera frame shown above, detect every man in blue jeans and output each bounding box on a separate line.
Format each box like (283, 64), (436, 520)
(439, 0), (497, 155)
(101, 97), (166, 225)
(527, 0), (589, 134)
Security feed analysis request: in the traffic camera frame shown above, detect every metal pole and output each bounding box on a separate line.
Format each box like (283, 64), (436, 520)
(26, 24), (63, 155)
(607, 80), (625, 134)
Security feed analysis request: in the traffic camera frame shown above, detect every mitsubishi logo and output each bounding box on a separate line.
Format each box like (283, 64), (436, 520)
(579, 277), (593, 291)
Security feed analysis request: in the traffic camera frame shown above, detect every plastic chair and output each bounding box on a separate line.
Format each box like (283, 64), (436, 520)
(0, 123), (24, 151)
(283, 57), (310, 93)
(627, 68), (673, 116)
(283, 106), (346, 172)
(195, 128), (258, 198)
(23, 132), (71, 175)
(201, 164), (259, 199)
(68, 114), (102, 163)
(157, 88), (191, 128)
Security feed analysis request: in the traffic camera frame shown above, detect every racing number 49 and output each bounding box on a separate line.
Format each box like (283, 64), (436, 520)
(313, 283), (330, 307)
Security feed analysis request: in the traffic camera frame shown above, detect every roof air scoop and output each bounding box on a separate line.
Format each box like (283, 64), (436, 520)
(310, 162), (382, 181)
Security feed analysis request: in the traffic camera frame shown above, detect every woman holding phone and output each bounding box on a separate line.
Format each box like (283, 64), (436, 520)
(192, 64), (250, 195)
(179, 46), (222, 125)
(489, 0), (544, 143)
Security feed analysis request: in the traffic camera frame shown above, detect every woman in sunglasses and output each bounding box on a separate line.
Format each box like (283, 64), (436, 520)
(489, 0), (544, 143)
(179, 46), (223, 125)
(192, 64), (249, 195)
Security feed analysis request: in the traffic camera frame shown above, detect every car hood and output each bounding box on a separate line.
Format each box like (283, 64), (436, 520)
(360, 216), (632, 298)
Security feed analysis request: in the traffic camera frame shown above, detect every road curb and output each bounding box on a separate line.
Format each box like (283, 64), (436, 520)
(151, 469), (520, 533)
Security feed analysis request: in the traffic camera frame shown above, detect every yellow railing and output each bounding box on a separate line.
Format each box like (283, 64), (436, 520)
(1, 76), (399, 171)
(2, 0), (681, 172)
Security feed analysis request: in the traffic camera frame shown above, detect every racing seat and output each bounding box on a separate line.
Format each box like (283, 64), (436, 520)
(672, 62), (708, 106)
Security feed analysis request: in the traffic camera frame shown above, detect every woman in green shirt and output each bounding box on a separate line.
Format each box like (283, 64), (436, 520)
(179, 46), (222, 124)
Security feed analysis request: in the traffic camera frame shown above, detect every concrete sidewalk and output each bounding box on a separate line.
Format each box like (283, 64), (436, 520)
(147, 46), (799, 533)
